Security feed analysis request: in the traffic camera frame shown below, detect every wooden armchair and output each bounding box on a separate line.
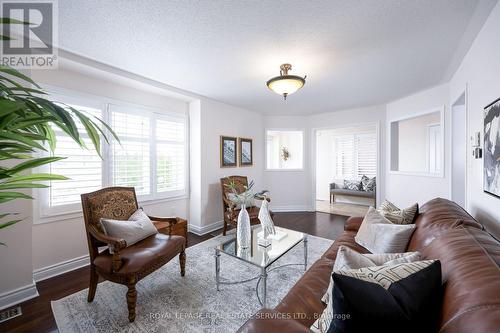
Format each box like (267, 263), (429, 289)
(81, 187), (187, 322)
(220, 176), (273, 235)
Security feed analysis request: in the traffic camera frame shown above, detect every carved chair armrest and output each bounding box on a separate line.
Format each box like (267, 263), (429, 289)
(88, 225), (126, 272)
(89, 225), (127, 250)
(149, 216), (188, 239)
(147, 215), (179, 224)
(222, 196), (237, 211)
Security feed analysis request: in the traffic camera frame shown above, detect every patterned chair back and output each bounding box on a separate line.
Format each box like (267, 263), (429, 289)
(220, 176), (248, 211)
(81, 187), (139, 257)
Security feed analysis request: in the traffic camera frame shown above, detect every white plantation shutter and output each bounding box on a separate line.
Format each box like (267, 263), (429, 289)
(110, 108), (151, 196)
(48, 104), (103, 207)
(356, 134), (377, 178)
(156, 117), (186, 194)
(336, 136), (354, 179)
(335, 132), (377, 180)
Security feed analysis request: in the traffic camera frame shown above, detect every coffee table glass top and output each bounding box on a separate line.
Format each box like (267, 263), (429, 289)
(216, 226), (305, 268)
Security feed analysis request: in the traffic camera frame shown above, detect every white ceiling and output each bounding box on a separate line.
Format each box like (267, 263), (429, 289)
(58, 0), (494, 115)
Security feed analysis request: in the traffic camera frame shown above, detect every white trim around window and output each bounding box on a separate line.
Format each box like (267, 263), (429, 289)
(33, 86), (189, 224)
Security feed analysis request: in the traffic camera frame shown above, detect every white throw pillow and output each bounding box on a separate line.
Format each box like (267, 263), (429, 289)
(355, 207), (415, 253)
(100, 208), (158, 253)
(312, 246), (421, 333)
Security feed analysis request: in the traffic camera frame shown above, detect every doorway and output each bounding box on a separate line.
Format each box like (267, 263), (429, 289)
(314, 124), (378, 217)
(451, 91), (467, 208)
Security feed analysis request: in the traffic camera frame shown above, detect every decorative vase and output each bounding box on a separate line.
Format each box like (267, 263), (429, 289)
(237, 204), (251, 249)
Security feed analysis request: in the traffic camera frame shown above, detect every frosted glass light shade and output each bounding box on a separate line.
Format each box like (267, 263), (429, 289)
(266, 75), (305, 97)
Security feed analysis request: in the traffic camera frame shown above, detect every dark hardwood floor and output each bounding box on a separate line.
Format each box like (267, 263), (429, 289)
(0, 212), (347, 333)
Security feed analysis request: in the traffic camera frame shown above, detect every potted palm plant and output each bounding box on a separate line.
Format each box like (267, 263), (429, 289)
(0, 18), (118, 244)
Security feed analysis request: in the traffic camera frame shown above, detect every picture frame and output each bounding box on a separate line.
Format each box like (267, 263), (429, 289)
(220, 136), (238, 167)
(239, 138), (253, 166)
(484, 97), (500, 199)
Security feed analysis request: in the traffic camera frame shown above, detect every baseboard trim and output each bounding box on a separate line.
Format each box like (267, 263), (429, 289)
(188, 221), (224, 236)
(271, 205), (313, 212)
(0, 281), (39, 310)
(33, 255), (90, 282)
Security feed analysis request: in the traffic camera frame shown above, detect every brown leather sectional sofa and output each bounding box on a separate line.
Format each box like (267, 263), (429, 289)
(237, 198), (500, 333)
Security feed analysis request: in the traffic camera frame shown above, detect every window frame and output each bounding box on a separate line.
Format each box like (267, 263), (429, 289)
(264, 128), (305, 171)
(33, 86), (189, 224)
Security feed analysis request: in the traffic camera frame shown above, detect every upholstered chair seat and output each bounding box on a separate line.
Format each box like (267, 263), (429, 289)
(93, 234), (186, 277)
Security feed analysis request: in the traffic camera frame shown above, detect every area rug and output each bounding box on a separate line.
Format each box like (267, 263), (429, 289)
(52, 233), (333, 333)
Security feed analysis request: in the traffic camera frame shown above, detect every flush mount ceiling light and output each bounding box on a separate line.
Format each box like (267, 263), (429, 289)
(266, 63), (306, 100)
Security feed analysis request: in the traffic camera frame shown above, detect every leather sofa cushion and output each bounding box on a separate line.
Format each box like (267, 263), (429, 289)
(344, 216), (363, 232)
(93, 233), (185, 276)
(408, 198), (482, 252)
(274, 258), (334, 327)
(421, 227), (500, 333)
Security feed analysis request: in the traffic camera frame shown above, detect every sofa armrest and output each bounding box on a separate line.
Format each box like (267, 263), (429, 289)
(329, 182), (336, 190)
(344, 216), (364, 231)
(237, 309), (313, 333)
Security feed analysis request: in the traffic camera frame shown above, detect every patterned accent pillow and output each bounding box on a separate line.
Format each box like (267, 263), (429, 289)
(377, 200), (419, 224)
(360, 175), (376, 192)
(312, 247), (422, 333)
(328, 260), (442, 333)
(355, 207), (415, 253)
(343, 180), (361, 191)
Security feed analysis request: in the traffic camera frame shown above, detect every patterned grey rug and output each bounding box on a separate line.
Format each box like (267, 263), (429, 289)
(52, 233), (333, 333)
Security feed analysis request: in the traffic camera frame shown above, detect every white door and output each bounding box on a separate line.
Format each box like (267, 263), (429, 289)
(451, 104), (466, 208)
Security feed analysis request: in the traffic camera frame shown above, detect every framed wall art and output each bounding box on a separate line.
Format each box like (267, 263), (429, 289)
(484, 97), (500, 198)
(220, 136), (237, 167)
(239, 138), (253, 166)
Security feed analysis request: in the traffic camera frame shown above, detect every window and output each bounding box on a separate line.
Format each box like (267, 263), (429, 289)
(47, 103), (103, 209)
(38, 92), (188, 218)
(156, 117), (186, 194)
(266, 130), (304, 170)
(110, 108), (151, 196)
(335, 132), (376, 179)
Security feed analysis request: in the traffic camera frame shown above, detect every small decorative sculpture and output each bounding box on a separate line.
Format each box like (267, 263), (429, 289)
(258, 195), (275, 247)
(281, 147), (290, 161)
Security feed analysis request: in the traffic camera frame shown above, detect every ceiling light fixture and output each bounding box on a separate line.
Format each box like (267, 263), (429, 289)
(266, 63), (306, 100)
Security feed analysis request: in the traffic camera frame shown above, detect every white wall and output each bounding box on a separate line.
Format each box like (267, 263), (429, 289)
(193, 99), (264, 233)
(449, 1), (500, 238)
(386, 83), (450, 207)
(264, 116), (311, 211)
(397, 112), (441, 172)
(316, 130), (336, 200)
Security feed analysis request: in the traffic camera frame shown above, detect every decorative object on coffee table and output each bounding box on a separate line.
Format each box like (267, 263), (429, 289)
(257, 196), (275, 247)
(484, 97), (500, 198)
(221, 136), (238, 167)
(239, 137), (253, 166)
(225, 179), (256, 249)
(220, 176), (274, 235)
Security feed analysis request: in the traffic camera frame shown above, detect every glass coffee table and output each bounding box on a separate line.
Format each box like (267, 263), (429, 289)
(214, 226), (308, 308)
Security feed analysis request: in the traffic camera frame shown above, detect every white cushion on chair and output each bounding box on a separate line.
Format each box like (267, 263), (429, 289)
(100, 208), (158, 252)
